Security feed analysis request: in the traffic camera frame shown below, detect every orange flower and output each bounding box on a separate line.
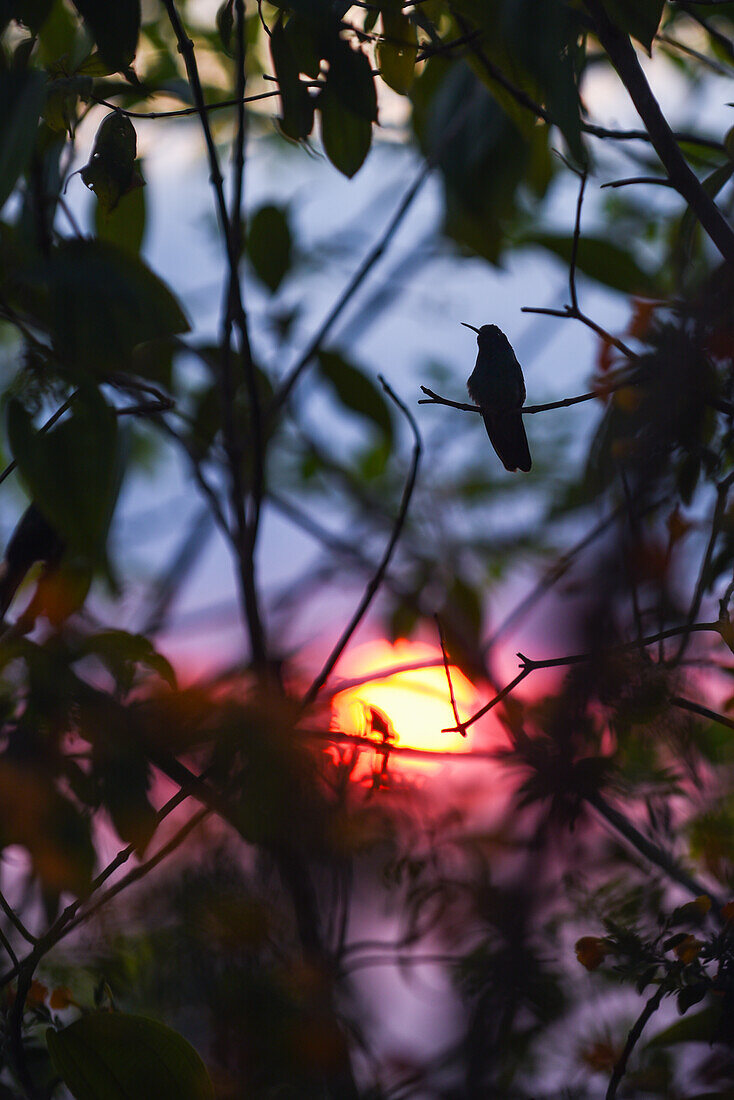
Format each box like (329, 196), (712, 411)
(26, 981), (48, 1007)
(575, 936), (609, 971)
(721, 900), (734, 923)
(49, 987), (76, 1010)
(674, 934), (702, 964)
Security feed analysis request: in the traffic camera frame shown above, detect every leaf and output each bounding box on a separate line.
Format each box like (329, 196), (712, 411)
(95, 174), (146, 254)
(602, 0), (666, 53)
(11, 0), (53, 33)
(81, 111), (145, 215)
(647, 1005), (721, 1047)
(520, 232), (656, 295)
(317, 350), (393, 441)
(80, 630), (176, 691)
(70, 0), (141, 72)
(378, 5), (418, 94)
(270, 15), (315, 141)
(318, 85), (372, 178)
(247, 204), (292, 292)
(326, 37), (377, 122)
(7, 388), (119, 561)
(216, 0), (234, 55)
(47, 1013), (214, 1100)
(17, 238), (189, 371)
(0, 69), (45, 210)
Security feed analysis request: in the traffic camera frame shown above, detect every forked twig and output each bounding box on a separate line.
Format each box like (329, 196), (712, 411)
(434, 614), (462, 733)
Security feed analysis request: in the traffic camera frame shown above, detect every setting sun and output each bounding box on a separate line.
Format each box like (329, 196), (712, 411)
(331, 640), (478, 770)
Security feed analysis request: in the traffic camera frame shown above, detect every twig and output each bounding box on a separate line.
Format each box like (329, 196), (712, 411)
(605, 984), (666, 1100)
(521, 304), (639, 361)
(672, 693), (734, 734)
(452, 621), (724, 733)
(601, 176), (674, 190)
(270, 93), (480, 415)
(0, 395), (75, 490)
(672, 470), (734, 665)
(301, 378), (422, 708)
(0, 890), (36, 946)
(569, 168), (588, 312)
(434, 614), (462, 733)
(93, 89), (281, 119)
(442, 667), (531, 734)
(419, 385), (609, 415)
(584, 0), (734, 266)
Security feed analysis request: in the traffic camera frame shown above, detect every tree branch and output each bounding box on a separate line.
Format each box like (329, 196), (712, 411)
(584, 0), (734, 266)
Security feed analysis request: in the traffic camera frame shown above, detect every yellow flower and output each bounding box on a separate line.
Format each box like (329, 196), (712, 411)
(575, 936), (609, 971)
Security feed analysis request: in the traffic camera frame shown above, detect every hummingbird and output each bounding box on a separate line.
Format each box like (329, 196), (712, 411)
(463, 322), (531, 473)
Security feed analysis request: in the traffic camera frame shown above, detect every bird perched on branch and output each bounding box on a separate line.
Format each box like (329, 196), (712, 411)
(463, 323), (531, 473)
(0, 504), (65, 620)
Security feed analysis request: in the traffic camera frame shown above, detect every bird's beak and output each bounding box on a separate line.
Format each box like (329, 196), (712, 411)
(461, 322), (480, 334)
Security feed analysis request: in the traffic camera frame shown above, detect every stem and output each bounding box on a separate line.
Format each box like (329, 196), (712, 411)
(605, 984), (666, 1100)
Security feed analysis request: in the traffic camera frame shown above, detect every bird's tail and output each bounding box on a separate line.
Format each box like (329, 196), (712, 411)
(483, 410), (532, 473)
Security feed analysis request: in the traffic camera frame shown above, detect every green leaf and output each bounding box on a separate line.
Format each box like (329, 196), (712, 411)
(602, 0), (665, 52)
(47, 1013), (214, 1100)
(80, 630), (176, 690)
(0, 69), (45, 210)
(216, 0), (234, 55)
(17, 238), (189, 371)
(520, 232), (656, 294)
(70, 0), (141, 72)
(377, 6), (418, 94)
(326, 37), (377, 121)
(95, 173), (146, 254)
(247, 204), (292, 292)
(318, 85), (372, 178)
(270, 15), (315, 141)
(82, 111), (145, 215)
(647, 1005), (721, 1047)
(7, 388), (119, 561)
(317, 350), (393, 442)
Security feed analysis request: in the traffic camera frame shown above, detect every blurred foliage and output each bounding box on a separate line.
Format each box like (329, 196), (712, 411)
(0, 0), (731, 1097)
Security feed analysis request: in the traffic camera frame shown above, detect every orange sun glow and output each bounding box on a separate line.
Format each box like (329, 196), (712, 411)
(331, 640), (478, 771)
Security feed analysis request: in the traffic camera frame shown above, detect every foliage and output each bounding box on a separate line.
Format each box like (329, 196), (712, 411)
(0, 0), (732, 1097)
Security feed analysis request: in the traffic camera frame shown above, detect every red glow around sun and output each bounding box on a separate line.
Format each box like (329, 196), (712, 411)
(331, 640), (478, 770)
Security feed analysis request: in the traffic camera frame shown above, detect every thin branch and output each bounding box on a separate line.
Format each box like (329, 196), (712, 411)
(442, 667), (531, 734)
(569, 168), (588, 312)
(521, 304), (639, 361)
(588, 790), (721, 909)
(584, 0), (734, 266)
(605, 984), (666, 1100)
(270, 93), (481, 415)
(672, 470), (734, 664)
(434, 614), (462, 733)
(0, 890), (36, 946)
(301, 378), (422, 708)
(93, 90), (281, 119)
(452, 621), (724, 733)
(419, 385), (607, 415)
(0, 395), (75, 490)
(600, 176), (674, 189)
(672, 693), (734, 733)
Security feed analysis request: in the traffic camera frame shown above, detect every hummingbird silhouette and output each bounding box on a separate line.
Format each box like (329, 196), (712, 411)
(463, 322), (531, 473)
